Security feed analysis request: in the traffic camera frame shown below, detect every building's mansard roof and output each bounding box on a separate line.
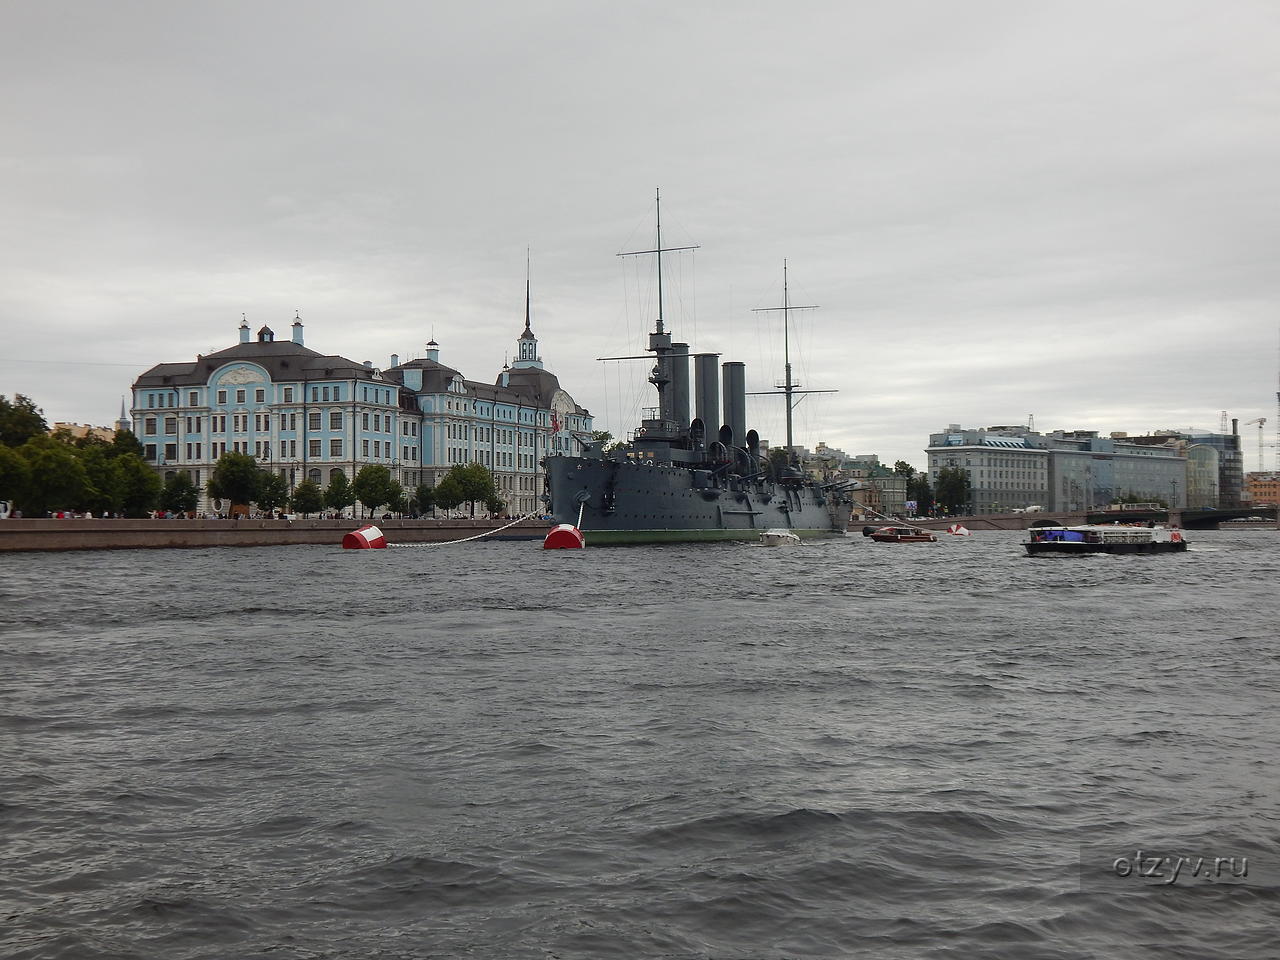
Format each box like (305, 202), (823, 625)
(382, 357), (591, 418)
(502, 367), (560, 406)
(381, 357), (463, 395)
(134, 340), (384, 388)
(135, 326), (591, 418)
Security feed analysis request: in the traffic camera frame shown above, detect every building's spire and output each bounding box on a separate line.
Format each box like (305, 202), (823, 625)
(513, 249), (542, 369)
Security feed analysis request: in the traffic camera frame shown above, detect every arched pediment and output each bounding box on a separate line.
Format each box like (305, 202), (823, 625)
(212, 363), (270, 385)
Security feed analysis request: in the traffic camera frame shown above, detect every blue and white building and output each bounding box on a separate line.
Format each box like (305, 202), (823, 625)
(129, 316), (593, 515)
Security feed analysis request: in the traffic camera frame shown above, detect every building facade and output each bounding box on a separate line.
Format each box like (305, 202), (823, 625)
(926, 424), (1188, 514)
(129, 317), (592, 515)
(1245, 472), (1280, 505)
(925, 426), (1049, 514)
(52, 422), (115, 443)
(1123, 428), (1244, 508)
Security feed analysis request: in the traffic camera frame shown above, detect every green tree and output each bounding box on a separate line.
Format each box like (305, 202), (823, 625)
(413, 482), (435, 517)
(485, 492), (506, 517)
(290, 478), (325, 516)
(0, 445), (31, 507)
(386, 480), (407, 515)
(352, 464), (396, 515)
(433, 474), (465, 514)
(893, 460), (915, 478)
(207, 452), (261, 508)
(18, 436), (90, 514)
(115, 454), (162, 517)
(906, 473), (935, 517)
(454, 463), (498, 516)
(109, 429), (144, 459)
(159, 472), (200, 514)
(71, 431), (108, 452)
(934, 466), (971, 515)
(325, 471), (356, 514)
(256, 470), (289, 513)
(74, 443), (124, 516)
(0, 394), (48, 447)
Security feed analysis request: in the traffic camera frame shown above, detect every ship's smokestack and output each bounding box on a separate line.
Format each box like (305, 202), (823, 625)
(671, 343), (690, 431)
(695, 355), (719, 433)
(722, 361), (746, 447)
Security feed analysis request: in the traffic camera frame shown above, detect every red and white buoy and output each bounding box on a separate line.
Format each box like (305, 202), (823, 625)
(542, 524), (585, 549)
(342, 524), (388, 549)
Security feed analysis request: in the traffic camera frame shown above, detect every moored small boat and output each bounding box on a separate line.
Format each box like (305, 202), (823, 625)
(865, 525), (937, 543)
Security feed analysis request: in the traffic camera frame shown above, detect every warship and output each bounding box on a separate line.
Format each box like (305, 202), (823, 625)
(542, 193), (850, 545)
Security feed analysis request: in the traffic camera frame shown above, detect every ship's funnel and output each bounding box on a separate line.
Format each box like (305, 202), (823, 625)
(722, 361), (747, 449)
(671, 343), (690, 431)
(695, 355), (719, 433)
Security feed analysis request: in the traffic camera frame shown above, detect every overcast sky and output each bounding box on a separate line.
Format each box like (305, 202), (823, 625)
(3, 1), (1278, 470)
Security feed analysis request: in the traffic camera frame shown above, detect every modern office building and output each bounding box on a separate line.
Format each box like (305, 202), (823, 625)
(926, 424), (1188, 514)
(1123, 426), (1244, 508)
(128, 316), (592, 515)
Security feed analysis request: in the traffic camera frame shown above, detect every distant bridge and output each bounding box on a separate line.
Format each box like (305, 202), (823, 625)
(1086, 506), (1276, 530)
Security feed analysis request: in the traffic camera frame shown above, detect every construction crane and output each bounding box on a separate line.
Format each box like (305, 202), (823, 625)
(1245, 417), (1267, 472)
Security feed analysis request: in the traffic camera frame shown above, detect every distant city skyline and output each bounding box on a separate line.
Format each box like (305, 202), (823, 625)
(3, 2), (1278, 469)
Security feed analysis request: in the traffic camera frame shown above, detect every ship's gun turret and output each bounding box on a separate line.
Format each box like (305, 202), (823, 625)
(578, 438), (607, 459)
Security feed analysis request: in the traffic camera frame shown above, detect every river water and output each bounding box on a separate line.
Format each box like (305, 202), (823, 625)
(2, 529), (1278, 958)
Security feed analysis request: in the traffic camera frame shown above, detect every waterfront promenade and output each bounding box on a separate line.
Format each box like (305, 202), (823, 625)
(0, 517), (547, 552)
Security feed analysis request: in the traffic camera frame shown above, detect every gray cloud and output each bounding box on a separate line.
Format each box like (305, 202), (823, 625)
(2, 1), (1277, 469)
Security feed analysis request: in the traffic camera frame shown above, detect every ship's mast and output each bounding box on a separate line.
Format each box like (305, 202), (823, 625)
(782, 260), (795, 448)
(750, 260), (835, 452)
(656, 189), (665, 334)
(616, 188), (699, 426)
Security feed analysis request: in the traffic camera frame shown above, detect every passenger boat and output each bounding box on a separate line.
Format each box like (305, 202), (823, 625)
(1024, 522), (1187, 556)
(864, 525), (937, 543)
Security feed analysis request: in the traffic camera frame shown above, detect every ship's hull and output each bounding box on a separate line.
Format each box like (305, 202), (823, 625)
(545, 455), (845, 545)
(1024, 540), (1188, 556)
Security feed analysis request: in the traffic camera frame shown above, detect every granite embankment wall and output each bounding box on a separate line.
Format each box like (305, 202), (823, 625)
(0, 517), (547, 552)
